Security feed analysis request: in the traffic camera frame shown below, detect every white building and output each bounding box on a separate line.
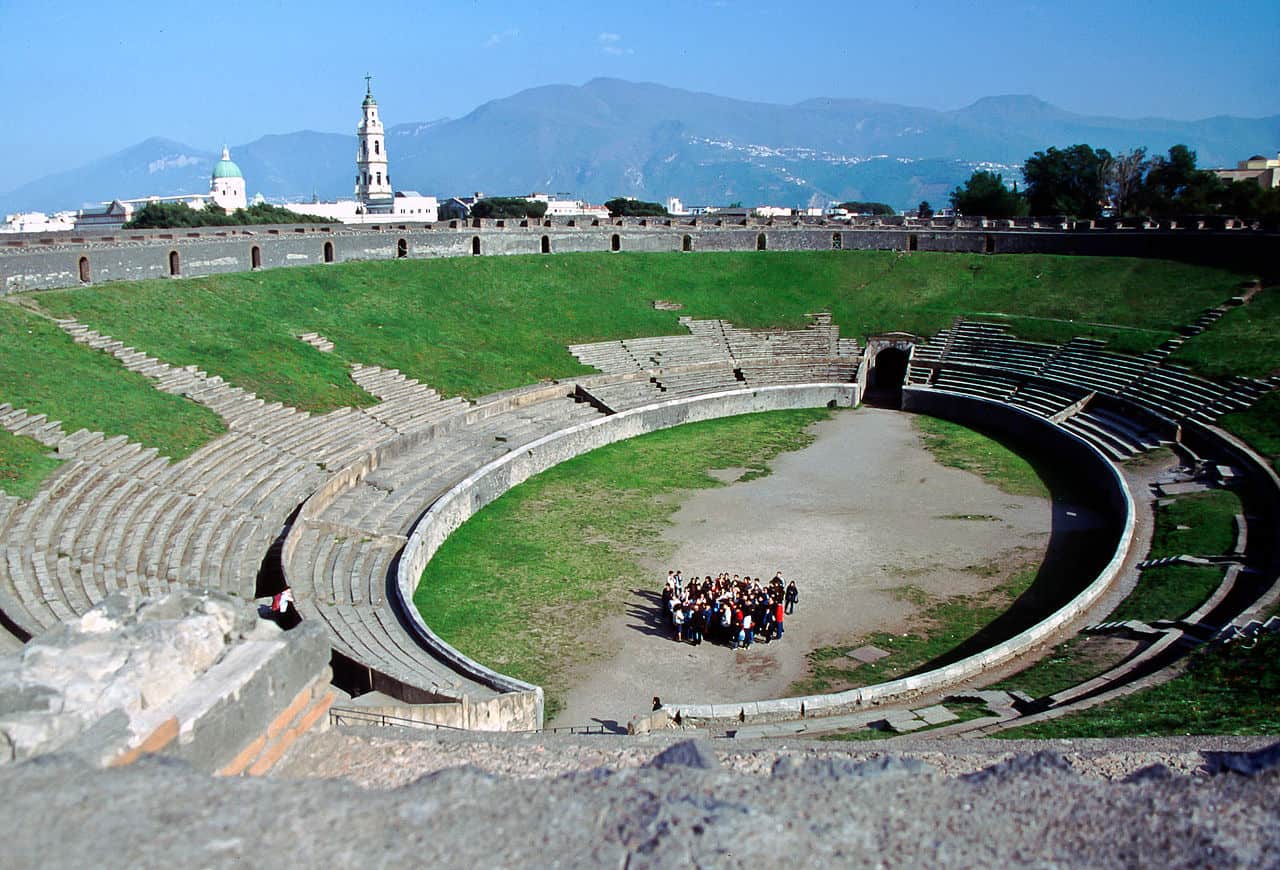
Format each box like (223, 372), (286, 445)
(753, 205), (794, 218)
(0, 211), (77, 233)
(393, 191), (438, 220)
(209, 147), (247, 211)
(665, 197), (687, 215)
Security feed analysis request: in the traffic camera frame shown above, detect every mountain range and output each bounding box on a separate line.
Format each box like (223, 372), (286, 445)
(3, 78), (1276, 215)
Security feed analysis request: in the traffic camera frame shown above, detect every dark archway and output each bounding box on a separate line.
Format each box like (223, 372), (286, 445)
(168, 250), (180, 277)
(682, 234), (693, 252)
(985, 234), (996, 254)
(323, 241), (335, 263)
(610, 233), (620, 252)
(78, 256), (90, 283)
(756, 232), (767, 251)
(541, 235), (551, 254)
(865, 347), (910, 407)
(472, 236), (481, 256)
(397, 238), (408, 259)
(908, 234), (919, 252)
(832, 232), (842, 250)
(250, 245), (262, 269)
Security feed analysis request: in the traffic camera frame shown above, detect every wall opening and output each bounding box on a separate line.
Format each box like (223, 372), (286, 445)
(168, 250), (180, 277)
(756, 232), (767, 251)
(250, 245), (262, 269)
(908, 234), (919, 252)
(471, 236), (481, 256)
(323, 241), (335, 263)
(541, 235), (551, 254)
(610, 233), (620, 252)
(866, 346), (910, 408)
(397, 238), (408, 259)
(832, 232), (842, 250)
(985, 234), (996, 254)
(77, 256), (90, 283)
(682, 234), (693, 252)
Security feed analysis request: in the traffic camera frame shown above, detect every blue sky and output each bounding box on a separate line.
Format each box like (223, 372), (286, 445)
(1, 0), (1277, 193)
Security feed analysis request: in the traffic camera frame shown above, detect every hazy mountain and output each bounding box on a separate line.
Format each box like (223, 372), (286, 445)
(3, 79), (1276, 215)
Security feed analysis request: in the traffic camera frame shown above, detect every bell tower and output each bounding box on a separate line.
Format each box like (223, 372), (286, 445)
(355, 75), (392, 214)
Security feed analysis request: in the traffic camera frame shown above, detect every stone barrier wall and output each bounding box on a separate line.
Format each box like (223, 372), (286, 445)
(651, 388), (1137, 730)
(388, 384), (856, 725)
(2, 219), (1275, 294)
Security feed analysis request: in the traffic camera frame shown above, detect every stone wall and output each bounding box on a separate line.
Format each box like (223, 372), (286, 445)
(0, 590), (332, 775)
(2, 219), (1275, 294)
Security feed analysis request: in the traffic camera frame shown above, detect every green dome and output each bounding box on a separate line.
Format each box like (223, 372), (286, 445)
(211, 147), (243, 180)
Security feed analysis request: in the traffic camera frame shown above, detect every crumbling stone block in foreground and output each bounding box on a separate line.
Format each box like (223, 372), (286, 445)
(0, 590), (332, 775)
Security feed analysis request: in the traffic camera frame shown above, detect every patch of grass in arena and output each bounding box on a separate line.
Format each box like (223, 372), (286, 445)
(787, 564), (1039, 696)
(995, 633), (1280, 738)
(1111, 564), (1226, 623)
(912, 415), (1051, 498)
(1148, 489), (1243, 559)
(414, 408), (831, 718)
(1173, 285), (1280, 379)
(991, 635), (1138, 699)
(0, 304), (224, 493)
(1219, 392), (1280, 474)
(0, 430), (62, 499)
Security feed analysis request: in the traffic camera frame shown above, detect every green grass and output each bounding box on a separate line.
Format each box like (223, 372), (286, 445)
(1173, 285), (1280, 379)
(0, 430), (62, 500)
(788, 566), (1039, 696)
(991, 635), (1137, 699)
(0, 303), (224, 497)
(912, 415), (1051, 498)
(995, 633), (1280, 738)
(414, 408), (831, 717)
(1110, 564), (1226, 623)
(1149, 489), (1242, 558)
(1219, 392), (1280, 474)
(33, 251), (1250, 407)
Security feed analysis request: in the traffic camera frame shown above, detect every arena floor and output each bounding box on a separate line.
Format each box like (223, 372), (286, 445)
(552, 407), (1069, 728)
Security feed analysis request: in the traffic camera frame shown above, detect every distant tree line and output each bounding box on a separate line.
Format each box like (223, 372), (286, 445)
(470, 197), (548, 219)
(605, 198), (668, 217)
(948, 144), (1280, 220)
(836, 201), (895, 216)
(123, 201), (336, 229)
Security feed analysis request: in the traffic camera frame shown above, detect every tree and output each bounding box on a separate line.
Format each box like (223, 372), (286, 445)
(604, 197), (668, 217)
(949, 171), (1028, 218)
(1136, 145), (1224, 216)
(837, 201), (895, 216)
(124, 200), (335, 229)
(1022, 144), (1111, 218)
(916, 201), (933, 219)
(470, 197), (547, 220)
(1102, 148), (1150, 217)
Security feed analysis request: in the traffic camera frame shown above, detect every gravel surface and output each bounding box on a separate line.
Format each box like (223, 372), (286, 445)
(3, 730), (1276, 868)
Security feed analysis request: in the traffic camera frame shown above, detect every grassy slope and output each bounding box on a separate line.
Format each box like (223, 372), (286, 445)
(415, 408), (830, 716)
(1219, 392), (1280, 473)
(996, 634), (1280, 738)
(1148, 489), (1242, 559)
(0, 304), (224, 499)
(3, 251), (1252, 496)
(1173, 286), (1280, 379)
(912, 416), (1050, 498)
(0, 430), (62, 500)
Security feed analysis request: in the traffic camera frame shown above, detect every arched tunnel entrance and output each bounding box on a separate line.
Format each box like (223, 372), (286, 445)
(865, 346), (910, 407)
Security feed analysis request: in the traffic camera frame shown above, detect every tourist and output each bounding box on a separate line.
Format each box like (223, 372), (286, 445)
(785, 580), (799, 614)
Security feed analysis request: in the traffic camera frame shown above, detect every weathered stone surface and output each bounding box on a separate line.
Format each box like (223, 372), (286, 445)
(0, 590), (277, 763)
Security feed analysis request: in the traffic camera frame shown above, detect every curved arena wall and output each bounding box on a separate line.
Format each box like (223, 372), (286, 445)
(659, 387), (1137, 728)
(386, 384), (856, 704)
(2, 219), (1275, 294)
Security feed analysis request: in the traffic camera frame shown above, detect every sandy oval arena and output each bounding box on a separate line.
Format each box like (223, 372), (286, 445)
(552, 407), (1101, 728)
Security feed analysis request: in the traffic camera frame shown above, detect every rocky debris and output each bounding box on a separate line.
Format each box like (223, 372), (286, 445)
(0, 590), (277, 763)
(0, 735), (1276, 867)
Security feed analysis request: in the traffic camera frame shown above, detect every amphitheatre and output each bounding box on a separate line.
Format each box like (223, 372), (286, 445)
(0, 217), (1277, 861)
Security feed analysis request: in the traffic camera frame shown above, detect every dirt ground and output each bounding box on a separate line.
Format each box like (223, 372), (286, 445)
(552, 407), (1062, 728)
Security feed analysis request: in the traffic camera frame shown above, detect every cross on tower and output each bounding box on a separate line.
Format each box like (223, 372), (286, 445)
(365, 73), (372, 95)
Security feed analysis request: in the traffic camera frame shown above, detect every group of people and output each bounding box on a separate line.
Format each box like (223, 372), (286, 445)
(661, 570), (799, 649)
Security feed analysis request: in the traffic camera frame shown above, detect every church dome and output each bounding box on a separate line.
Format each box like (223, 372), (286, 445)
(211, 146), (243, 180)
